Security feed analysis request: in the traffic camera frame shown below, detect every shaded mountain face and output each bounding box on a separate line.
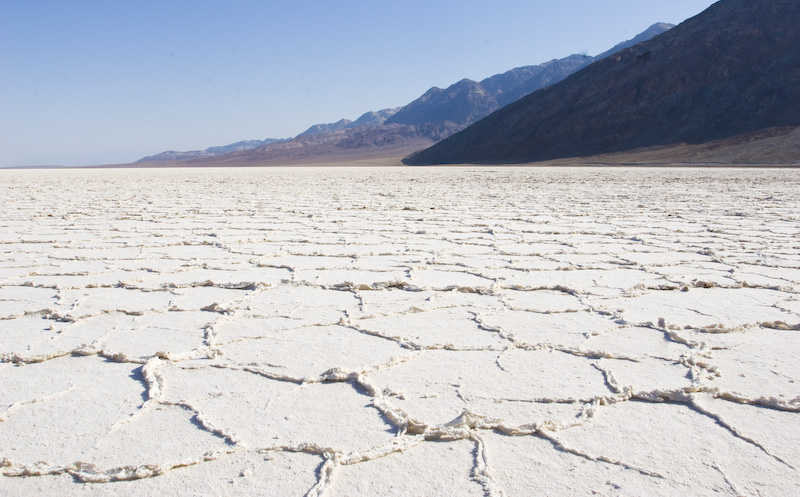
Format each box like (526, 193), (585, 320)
(482, 54), (593, 107)
(405, 0), (800, 165)
(385, 79), (501, 126)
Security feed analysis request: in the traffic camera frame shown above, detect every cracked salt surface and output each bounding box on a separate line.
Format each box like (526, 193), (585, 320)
(1, 166), (799, 496)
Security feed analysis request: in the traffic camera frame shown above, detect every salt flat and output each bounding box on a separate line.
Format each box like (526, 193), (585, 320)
(1, 166), (799, 496)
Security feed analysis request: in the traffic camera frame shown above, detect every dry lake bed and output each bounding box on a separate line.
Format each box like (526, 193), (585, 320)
(1, 166), (799, 496)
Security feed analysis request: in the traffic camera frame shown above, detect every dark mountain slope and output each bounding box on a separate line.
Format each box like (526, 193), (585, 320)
(404, 0), (800, 165)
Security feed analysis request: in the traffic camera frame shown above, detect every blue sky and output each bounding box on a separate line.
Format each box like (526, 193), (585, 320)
(1, 0), (718, 167)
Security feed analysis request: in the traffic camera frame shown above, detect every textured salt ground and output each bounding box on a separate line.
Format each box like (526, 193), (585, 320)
(1, 166), (799, 496)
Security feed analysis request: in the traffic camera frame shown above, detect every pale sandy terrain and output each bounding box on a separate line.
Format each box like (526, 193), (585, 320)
(1, 166), (799, 496)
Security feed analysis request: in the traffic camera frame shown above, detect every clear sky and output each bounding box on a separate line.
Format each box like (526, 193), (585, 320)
(1, 0), (718, 167)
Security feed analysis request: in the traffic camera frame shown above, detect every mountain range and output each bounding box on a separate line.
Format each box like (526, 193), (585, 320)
(405, 0), (800, 165)
(137, 23), (673, 164)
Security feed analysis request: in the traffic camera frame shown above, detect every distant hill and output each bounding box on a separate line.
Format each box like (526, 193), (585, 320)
(137, 109), (401, 163)
(385, 79), (501, 126)
(176, 123), (459, 167)
(137, 138), (288, 162)
(479, 54), (593, 108)
(404, 0), (800, 165)
(299, 108), (400, 136)
(299, 118), (353, 136)
(136, 23), (673, 165)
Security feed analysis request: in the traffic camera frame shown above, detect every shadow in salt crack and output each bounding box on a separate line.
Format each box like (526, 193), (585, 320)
(309, 456), (332, 494)
(350, 380), (399, 436)
(373, 406), (401, 437)
(127, 364), (149, 404)
(188, 411), (236, 445)
(468, 437), (480, 465)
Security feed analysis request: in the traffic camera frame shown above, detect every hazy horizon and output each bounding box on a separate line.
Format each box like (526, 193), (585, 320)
(1, 0), (717, 167)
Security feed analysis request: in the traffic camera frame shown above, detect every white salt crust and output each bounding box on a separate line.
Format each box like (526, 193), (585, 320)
(1, 166), (799, 496)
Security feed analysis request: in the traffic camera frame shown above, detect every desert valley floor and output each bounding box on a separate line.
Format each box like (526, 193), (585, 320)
(1, 166), (799, 496)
